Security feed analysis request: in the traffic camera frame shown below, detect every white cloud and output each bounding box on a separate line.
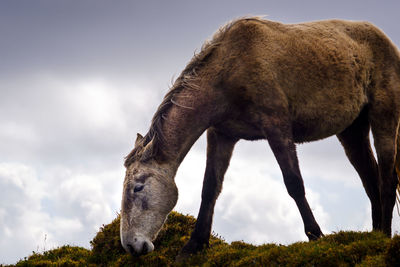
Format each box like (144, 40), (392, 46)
(393, 208), (400, 236)
(0, 74), (163, 168)
(213, 152), (329, 245)
(0, 163), (47, 263)
(174, 140), (330, 245)
(56, 174), (113, 228)
(0, 162), (123, 264)
(174, 138), (206, 215)
(0, 74), (155, 264)
(0, 122), (38, 145)
(65, 79), (127, 130)
(297, 137), (362, 188)
(173, 136), (394, 245)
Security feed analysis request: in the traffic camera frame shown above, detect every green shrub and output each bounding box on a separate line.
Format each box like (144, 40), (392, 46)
(14, 246), (91, 267)
(11, 212), (399, 266)
(89, 215), (126, 265)
(384, 235), (400, 266)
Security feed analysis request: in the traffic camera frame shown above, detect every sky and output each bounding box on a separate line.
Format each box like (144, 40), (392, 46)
(1, 0), (399, 264)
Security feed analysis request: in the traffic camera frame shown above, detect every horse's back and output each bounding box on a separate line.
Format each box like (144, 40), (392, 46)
(212, 18), (400, 142)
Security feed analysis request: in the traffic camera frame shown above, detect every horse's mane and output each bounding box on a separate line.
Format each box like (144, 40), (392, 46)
(124, 18), (250, 167)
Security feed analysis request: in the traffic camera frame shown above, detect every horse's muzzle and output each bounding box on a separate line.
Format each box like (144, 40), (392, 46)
(122, 235), (154, 256)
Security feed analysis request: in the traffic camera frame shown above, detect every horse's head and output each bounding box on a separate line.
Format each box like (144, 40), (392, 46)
(120, 134), (178, 256)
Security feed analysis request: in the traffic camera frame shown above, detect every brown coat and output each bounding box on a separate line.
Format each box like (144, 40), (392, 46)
(122, 18), (400, 257)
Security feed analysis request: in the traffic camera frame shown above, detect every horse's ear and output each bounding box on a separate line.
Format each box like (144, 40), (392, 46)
(135, 133), (144, 147)
(141, 136), (155, 161)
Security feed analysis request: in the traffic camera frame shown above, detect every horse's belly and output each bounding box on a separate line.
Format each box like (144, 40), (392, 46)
(291, 95), (366, 143)
(216, 112), (361, 143)
(214, 118), (265, 140)
(292, 116), (353, 143)
(216, 85), (367, 143)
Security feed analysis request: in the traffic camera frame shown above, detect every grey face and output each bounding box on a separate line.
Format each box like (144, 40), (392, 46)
(120, 161), (178, 256)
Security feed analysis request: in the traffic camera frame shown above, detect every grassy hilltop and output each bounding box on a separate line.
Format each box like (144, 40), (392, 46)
(7, 211), (400, 266)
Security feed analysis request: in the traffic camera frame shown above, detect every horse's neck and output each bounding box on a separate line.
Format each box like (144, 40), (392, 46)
(159, 91), (211, 166)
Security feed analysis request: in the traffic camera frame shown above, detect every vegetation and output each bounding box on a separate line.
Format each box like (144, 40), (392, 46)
(6, 212), (400, 266)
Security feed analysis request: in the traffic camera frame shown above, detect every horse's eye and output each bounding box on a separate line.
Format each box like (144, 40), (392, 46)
(134, 184), (144, 193)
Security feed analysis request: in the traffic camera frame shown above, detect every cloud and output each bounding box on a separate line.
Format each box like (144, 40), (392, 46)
(297, 137), (363, 188)
(0, 163), (48, 263)
(0, 162), (125, 264)
(0, 74), (162, 167)
(0, 73), (160, 264)
(173, 136), (392, 245)
(174, 139), (330, 245)
(213, 151), (330, 245)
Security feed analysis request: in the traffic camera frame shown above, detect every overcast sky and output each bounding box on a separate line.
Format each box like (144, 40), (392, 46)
(1, 0), (400, 264)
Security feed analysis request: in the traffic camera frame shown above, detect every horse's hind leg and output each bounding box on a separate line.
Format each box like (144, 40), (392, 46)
(179, 128), (237, 256)
(337, 107), (381, 229)
(370, 121), (399, 236)
(369, 88), (400, 236)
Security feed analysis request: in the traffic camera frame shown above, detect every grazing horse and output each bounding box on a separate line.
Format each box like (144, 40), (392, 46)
(120, 17), (400, 256)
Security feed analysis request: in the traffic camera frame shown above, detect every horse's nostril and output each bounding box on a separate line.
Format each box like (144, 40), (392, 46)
(142, 242), (149, 254)
(127, 244), (135, 255)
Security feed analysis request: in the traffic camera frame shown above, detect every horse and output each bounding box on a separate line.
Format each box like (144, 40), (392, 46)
(120, 17), (400, 257)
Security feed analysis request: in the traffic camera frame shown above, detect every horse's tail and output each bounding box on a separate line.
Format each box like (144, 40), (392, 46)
(395, 130), (400, 213)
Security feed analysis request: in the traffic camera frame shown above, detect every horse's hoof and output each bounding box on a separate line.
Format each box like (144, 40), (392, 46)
(307, 231), (324, 241)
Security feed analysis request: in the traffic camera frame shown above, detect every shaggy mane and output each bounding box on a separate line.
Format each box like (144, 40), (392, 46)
(123, 18), (254, 167)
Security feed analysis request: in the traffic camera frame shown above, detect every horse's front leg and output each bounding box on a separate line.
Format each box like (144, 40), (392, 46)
(263, 116), (324, 240)
(179, 128), (237, 257)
